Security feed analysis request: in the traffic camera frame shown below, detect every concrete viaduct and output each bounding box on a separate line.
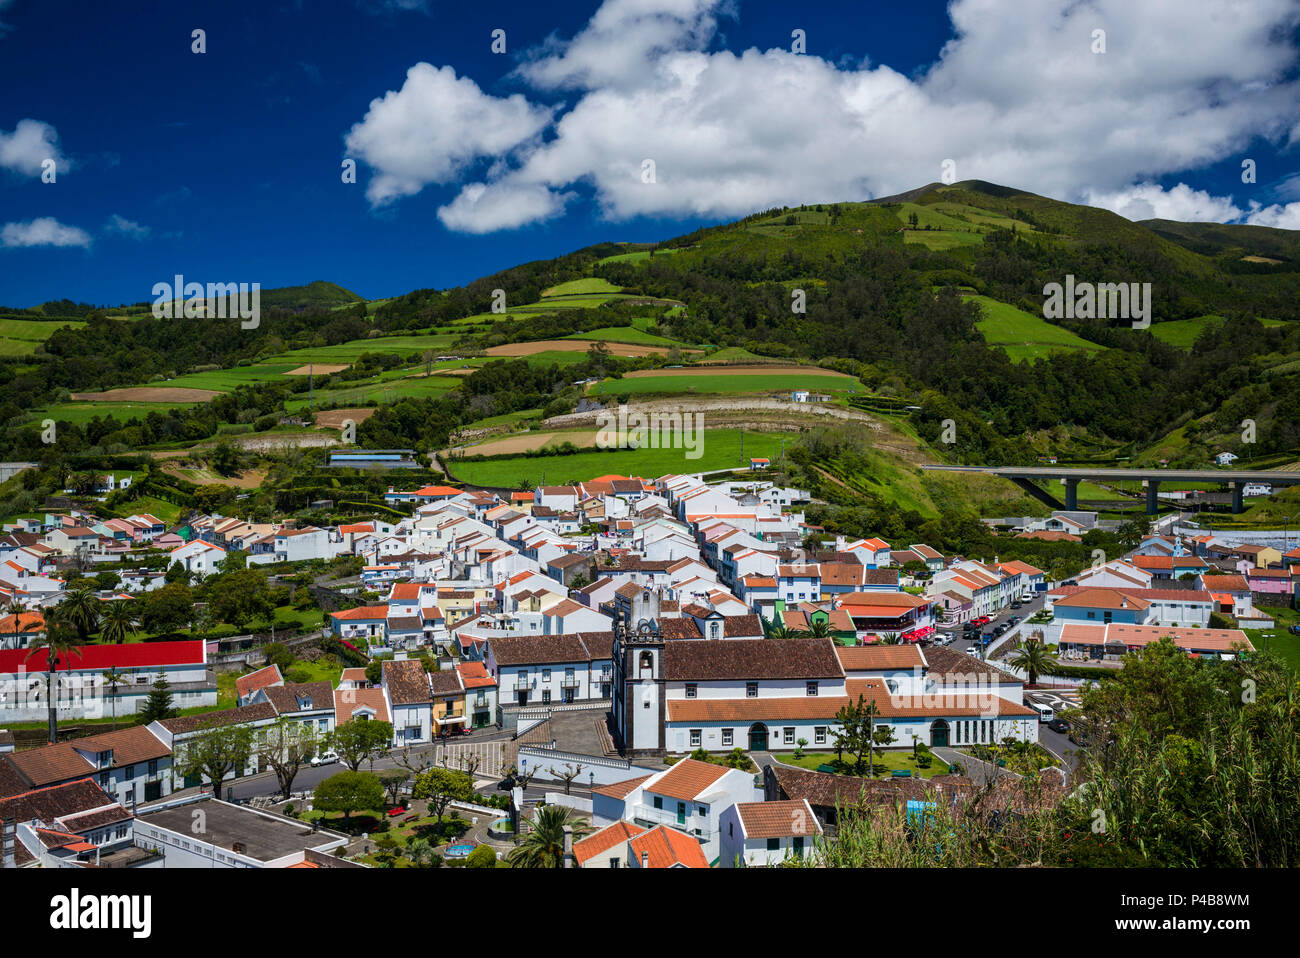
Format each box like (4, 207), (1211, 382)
(921, 464), (1300, 514)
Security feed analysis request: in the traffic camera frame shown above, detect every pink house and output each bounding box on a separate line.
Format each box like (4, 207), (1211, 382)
(1247, 567), (1294, 596)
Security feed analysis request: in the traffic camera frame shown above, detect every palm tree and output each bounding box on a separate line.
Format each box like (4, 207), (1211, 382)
(101, 667), (129, 729)
(1008, 638), (1058, 686)
(764, 617), (792, 639)
(59, 584), (101, 643)
(26, 609), (84, 744)
(99, 599), (138, 643)
(807, 619), (832, 639)
(507, 805), (592, 868)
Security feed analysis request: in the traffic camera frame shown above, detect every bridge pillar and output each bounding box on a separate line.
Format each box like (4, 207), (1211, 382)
(1230, 481), (1244, 514)
(1064, 478), (1079, 511)
(1145, 480), (1160, 515)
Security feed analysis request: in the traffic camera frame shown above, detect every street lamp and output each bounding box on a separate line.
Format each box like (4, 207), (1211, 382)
(588, 771), (595, 792)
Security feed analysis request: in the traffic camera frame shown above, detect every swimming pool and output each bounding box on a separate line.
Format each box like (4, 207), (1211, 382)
(445, 843), (477, 858)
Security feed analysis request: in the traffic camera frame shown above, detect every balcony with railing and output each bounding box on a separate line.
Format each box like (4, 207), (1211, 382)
(560, 675), (581, 689)
(629, 803), (712, 842)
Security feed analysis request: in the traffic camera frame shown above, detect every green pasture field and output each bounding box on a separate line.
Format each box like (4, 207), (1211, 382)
(446, 429), (797, 487)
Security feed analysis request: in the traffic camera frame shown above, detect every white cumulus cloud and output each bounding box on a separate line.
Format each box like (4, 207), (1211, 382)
(346, 0), (1300, 233)
(0, 118), (68, 178)
(1, 216), (92, 248)
(344, 63), (553, 207)
(437, 181), (572, 233)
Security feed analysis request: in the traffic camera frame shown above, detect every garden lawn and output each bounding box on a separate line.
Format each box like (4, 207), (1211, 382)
(1247, 605), (1300, 673)
(775, 750), (954, 779)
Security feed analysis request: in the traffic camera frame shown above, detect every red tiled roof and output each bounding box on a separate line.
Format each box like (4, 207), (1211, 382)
(0, 639), (204, 674)
(573, 820), (646, 865)
(235, 664), (283, 699)
(647, 759), (730, 801)
(835, 644), (925, 672)
(667, 697), (849, 723)
(628, 824), (709, 868)
(735, 800), (821, 839)
(455, 661), (496, 688)
(591, 774), (651, 800)
(333, 688), (390, 724)
(329, 605), (390, 621)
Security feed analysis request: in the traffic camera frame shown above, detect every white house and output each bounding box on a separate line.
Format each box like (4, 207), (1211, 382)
(719, 799), (821, 867)
(485, 632), (614, 707)
(168, 538), (227, 576)
(591, 758), (760, 866)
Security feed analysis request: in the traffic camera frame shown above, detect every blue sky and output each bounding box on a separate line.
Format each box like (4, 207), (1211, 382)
(1, 0), (1298, 308)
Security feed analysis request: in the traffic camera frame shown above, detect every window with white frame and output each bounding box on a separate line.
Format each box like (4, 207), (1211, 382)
(783, 727), (795, 744)
(690, 729), (701, 747)
(814, 726), (827, 745)
(746, 682), (758, 698)
(722, 728), (733, 747)
(685, 683), (697, 698)
(806, 681), (818, 696)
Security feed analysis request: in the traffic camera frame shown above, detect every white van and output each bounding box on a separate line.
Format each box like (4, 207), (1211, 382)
(1030, 702), (1054, 723)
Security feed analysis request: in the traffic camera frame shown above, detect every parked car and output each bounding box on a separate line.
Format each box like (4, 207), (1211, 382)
(310, 750), (339, 767)
(1007, 616), (1019, 626)
(1047, 718), (1070, 733)
(1011, 601), (1022, 609)
(496, 775), (516, 791)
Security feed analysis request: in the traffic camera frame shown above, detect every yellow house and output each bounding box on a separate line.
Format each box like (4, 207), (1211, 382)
(436, 587), (479, 625)
(430, 670), (467, 736)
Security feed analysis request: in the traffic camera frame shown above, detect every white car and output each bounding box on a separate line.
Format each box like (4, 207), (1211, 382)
(310, 751), (339, 767)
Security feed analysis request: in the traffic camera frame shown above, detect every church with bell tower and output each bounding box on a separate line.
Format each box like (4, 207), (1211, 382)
(611, 587), (668, 756)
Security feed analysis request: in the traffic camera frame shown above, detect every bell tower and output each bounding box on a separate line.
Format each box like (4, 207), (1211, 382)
(612, 588), (666, 756)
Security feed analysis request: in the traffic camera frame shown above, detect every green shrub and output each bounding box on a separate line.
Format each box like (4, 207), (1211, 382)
(465, 844), (497, 868)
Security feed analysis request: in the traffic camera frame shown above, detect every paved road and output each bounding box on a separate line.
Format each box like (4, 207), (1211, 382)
(222, 728), (514, 802)
(933, 590), (1046, 657)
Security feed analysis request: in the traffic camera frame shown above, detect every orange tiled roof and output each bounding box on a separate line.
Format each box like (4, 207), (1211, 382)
(628, 824), (709, 868)
(646, 759), (730, 801)
(666, 697), (850, 723)
(573, 820), (646, 865)
(834, 644), (925, 672)
(735, 800), (821, 839)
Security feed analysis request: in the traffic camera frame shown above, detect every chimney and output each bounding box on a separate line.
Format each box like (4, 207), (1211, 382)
(562, 825), (574, 867)
(1, 819), (13, 869)
(641, 849), (649, 868)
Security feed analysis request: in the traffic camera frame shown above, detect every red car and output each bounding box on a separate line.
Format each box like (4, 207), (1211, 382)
(972, 616), (991, 626)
